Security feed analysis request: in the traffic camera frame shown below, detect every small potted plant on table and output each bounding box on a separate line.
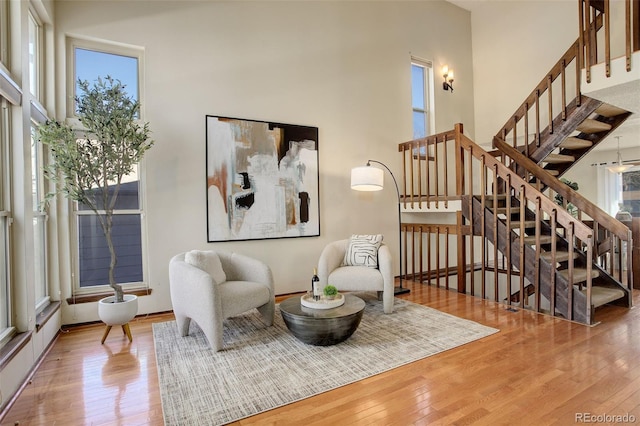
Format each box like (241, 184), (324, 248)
(323, 285), (339, 300)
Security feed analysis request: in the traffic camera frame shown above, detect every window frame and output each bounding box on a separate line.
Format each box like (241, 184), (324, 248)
(65, 36), (144, 120)
(27, 7), (44, 101)
(411, 57), (435, 139)
(0, 96), (13, 345)
(65, 37), (149, 296)
(31, 122), (49, 313)
(0, 0), (8, 66)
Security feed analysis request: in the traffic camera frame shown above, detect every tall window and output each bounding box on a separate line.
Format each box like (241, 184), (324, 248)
(0, 97), (11, 344)
(68, 37), (146, 293)
(411, 58), (434, 139)
(0, 0), (7, 66)
(28, 10), (43, 99)
(31, 125), (48, 312)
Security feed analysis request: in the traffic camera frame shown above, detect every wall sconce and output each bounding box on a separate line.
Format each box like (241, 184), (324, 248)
(442, 65), (454, 92)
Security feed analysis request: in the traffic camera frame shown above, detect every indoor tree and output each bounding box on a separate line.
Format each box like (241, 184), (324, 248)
(37, 76), (153, 303)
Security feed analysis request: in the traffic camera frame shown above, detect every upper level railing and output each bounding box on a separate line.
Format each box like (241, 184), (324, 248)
(495, 0), (638, 162)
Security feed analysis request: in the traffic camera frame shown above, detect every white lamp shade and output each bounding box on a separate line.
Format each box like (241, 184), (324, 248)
(351, 166), (384, 191)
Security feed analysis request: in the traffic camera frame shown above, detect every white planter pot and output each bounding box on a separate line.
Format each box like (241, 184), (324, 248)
(98, 294), (138, 326)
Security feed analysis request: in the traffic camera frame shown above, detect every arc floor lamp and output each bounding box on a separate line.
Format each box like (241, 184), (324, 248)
(351, 160), (410, 295)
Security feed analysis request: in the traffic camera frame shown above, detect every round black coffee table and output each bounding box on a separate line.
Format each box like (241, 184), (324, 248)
(279, 294), (365, 346)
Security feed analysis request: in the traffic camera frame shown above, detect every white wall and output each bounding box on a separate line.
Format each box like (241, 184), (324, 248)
(467, 0), (578, 147)
(53, 0), (475, 323)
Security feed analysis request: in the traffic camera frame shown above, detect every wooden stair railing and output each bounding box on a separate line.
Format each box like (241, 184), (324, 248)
(398, 124), (630, 324)
(493, 0), (637, 179)
(494, 137), (633, 291)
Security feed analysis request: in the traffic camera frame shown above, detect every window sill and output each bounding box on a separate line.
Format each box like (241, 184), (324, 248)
(35, 301), (61, 332)
(66, 288), (152, 305)
(0, 331), (32, 371)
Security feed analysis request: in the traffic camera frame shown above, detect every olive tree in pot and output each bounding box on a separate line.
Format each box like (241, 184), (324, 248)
(37, 77), (153, 341)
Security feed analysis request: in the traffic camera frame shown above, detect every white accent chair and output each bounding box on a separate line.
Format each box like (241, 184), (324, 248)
(169, 250), (275, 351)
(317, 239), (394, 313)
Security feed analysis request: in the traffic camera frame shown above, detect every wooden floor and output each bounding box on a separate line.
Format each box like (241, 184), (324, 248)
(2, 281), (639, 425)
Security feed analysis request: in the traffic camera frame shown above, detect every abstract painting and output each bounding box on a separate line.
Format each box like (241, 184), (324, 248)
(205, 115), (320, 242)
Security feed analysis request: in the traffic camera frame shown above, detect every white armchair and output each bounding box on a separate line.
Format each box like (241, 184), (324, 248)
(169, 250), (275, 351)
(317, 239), (394, 313)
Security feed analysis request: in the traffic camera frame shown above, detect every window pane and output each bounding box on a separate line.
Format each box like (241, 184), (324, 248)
(413, 111), (426, 139)
(622, 170), (640, 217)
(33, 215), (47, 307)
(411, 64), (425, 109)
(78, 178), (140, 211)
(28, 13), (39, 98)
(74, 48), (138, 102)
(0, 216), (9, 335)
(78, 214), (143, 287)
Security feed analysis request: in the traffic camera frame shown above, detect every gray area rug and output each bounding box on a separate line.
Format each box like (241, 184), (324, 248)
(153, 293), (499, 425)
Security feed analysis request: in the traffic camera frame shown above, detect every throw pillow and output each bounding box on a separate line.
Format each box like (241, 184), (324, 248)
(343, 234), (383, 268)
(185, 250), (227, 284)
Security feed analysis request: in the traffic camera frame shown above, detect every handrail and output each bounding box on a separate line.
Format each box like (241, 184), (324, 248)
(458, 132), (594, 242)
(495, 39), (582, 146)
(493, 137), (630, 241)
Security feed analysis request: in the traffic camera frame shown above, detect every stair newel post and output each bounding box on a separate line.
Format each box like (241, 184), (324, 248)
(434, 137), (439, 207)
(409, 142), (415, 208)
(426, 140), (432, 208)
(468, 145), (475, 293)
(626, 229), (633, 295)
(535, 197), (542, 312)
(586, 234), (594, 324)
(493, 164), (499, 301)
(506, 174), (513, 305)
(481, 155), (487, 294)
(445, 226), (450, 290)
(625, 0), (631, 72)
(457, 214), (467, 293)
(416, 141), (421, 210)
(519, 185), (526, 307)
(550, 209), (558, 317)
(567, 221), (575, 321)
(443, 135), (449, 208)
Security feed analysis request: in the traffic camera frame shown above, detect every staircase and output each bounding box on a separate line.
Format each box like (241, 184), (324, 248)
(396, 0), (637, 325)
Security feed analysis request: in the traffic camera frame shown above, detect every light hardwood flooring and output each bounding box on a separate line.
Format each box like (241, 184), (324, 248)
(1, 281), (638, 425)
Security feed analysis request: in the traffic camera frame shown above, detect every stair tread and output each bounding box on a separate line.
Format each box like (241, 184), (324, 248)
(560, 137), (593, 150)
(576, 118), (612, 133)
(579, 286), (626, 308)
(523, 235), (553, 245)
(540, 250), (579, 263)
(544, 153), (575, 163)
(558, 268), (599, 283)
(595, 104), (628, 118)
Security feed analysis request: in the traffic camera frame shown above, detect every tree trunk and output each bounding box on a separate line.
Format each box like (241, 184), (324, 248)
(103, 213), (124, 303)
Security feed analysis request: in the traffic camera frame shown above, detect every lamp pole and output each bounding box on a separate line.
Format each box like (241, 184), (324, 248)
(366, 160), (410, 295)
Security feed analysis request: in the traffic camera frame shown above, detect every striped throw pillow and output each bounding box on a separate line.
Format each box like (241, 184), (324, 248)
(344, 234), (383, 268)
